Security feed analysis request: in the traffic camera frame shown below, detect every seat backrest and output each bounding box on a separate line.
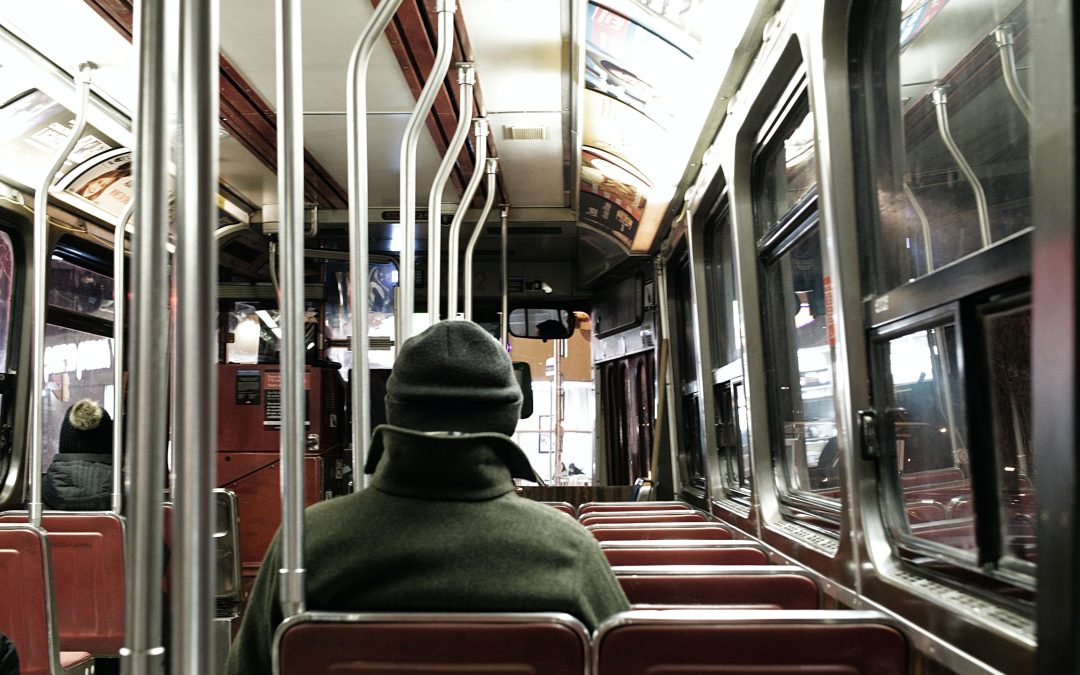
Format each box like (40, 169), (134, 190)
(537, 501), (576, 517)
(588, 523), (733, 542)
(613, 565), (819, 608)
(603, 546), (768, 566)
(594, 609), (908, 674)
(273, 612), (589, 675)
(581, 512), (706, 526)
(0, 512), (125, 655)
(580, 501), (690, 514)
(0, 524), (65, 675)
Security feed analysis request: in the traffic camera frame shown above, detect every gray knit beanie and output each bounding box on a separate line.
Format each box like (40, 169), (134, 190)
(386, 320), (523, 436)
(58, 399), (113, 454)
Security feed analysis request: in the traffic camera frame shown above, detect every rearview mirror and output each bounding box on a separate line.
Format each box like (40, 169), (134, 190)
(508, 308), (575, 341)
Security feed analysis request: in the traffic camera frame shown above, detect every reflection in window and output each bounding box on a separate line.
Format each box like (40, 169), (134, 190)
(984, 304), (1034, 563)
(48, 257), (114, 319)
(716, 380), (752, 495)
(754, 93), (817, 236)
(42, 324), (115, 471)
(323, 260), (398, 371)
(886, 326), (975, 551)
(764, 229), (839, 502)
(705, 202), (740, 366)
(873, 0), (1032, 290)
(0, 231), (13, 369)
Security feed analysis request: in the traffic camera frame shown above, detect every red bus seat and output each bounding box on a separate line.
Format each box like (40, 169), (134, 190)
(905, 500), (947, 523)
(604, 545), (768, 566)
(537, 501), (576, 517)
(580, 512), (706, 526)
(580, 501), (690, 514)
(588, 523), (733, 542)
(0, 512), (125, 655)
(613, 565), (819, 608)
(0, 524), (93, 675)
(594, 609), (907, 674)
(273, 612), (589, 675)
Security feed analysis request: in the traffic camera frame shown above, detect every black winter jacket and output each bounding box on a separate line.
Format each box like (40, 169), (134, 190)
(42, 453), (112, 511)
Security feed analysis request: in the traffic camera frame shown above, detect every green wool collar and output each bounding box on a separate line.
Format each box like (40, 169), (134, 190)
(368, 424), (538, 501)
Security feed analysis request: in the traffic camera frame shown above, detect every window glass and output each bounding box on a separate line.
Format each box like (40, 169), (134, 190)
(705, 203), (740, 366)
(983, 304), (1034, 563)
(0, 230), (13, 369)
(42, 324), (115, 470)
(716, 380), (752, 495)
(671, 251), (705, 488)
(323, 259), (398, 370)
(764, 229), (839, 503)
(873, 1), (1031, 291)
(48, 257), (114, 320)
(884, 325), (975, 550)
(753, 94), (817, 237)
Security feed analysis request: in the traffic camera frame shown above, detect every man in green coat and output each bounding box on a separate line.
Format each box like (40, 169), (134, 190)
(227, 320), (629, 675)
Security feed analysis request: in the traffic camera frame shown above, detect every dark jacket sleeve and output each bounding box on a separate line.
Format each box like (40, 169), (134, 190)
(574, 537), (631, 631)
(226, 533), (283, 675)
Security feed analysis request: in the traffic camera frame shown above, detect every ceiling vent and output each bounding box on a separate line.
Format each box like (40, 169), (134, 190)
(503, 125), (547, 141)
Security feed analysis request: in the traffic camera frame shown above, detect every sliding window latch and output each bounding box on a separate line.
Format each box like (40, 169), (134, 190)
(858, 409), (879, 460)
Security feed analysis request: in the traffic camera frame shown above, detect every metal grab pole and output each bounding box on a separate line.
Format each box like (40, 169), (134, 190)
(464, 158), (498, 321)
(347, 0), (405, 490)
(427, 63), (475, 322)
(931, 86), (992, 248)
(28, 63), (93, 528)
(276, 0), (307, 620)
(902, 182), (934, 273)
(993, 24), (1033, 124)
(499, 204), (509, 348)
(447, 118), (488, 319)
(398, 0), (456, 341)
(112, 201), (134, 515)
(123, 0), (171, 669)
(172, 0), (219, 670)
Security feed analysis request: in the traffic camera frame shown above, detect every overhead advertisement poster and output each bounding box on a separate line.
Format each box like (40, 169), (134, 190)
(581, 1), (692, 251)
(0, 89), (118, 188)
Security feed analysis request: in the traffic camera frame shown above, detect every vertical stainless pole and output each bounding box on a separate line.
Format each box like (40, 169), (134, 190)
(447, 118), (488, 319)
(398, 0), (456, 340)
(499, 204), (509, 347)
(347, 0), (406, 490)
(464, 158), (498, 321)
(427, 62), (475, 322)
(111, 200), (134, 514)
(123, 0), (171, 669)
(28, 63), (93, 528)
(172, 0), (218, 670)
(276, 0), (306, 619)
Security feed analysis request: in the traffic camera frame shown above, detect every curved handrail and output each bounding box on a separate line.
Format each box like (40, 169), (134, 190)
(111, 200), (134, 515)
(347, 0), (406, 488)
(464, 158), (499, 321)
(398, 0), (456, 339)
(427, 62), (476, 322)
(28, 63), (93, 528)
(447, 118), (488, 319)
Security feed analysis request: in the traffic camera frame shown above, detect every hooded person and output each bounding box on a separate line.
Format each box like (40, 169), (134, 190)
(227, 320), (630, 675)
(43, 398), (114, 511)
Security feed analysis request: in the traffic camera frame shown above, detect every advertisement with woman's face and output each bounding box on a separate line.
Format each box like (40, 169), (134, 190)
(62, 150), (133, 216)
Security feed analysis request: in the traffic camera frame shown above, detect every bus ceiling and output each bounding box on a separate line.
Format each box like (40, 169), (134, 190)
(0, 1), (761, 282)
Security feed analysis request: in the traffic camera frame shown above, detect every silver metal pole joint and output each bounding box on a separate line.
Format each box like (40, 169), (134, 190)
(436, 0), (456, 12)
(457, 62), (475, 85)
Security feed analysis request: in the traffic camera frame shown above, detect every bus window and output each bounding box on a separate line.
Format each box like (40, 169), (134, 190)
(0, 230), (13, 372)
(48, 258), (114, 320)
(41, 325), (114, 471)
(853, 0), (1035, 594)
(754, 71), (840, 533)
